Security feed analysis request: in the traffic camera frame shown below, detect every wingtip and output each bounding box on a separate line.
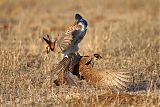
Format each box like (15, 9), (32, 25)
(75, 13), (82, 21)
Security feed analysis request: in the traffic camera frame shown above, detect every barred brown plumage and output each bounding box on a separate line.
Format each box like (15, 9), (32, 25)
(53, 53), (130, 90)
(52, 53), (80, 86)
(43, 13), (88, 58)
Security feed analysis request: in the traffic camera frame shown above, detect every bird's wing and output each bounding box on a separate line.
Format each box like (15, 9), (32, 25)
(55, 23), (82, 52)
(56, 34), (73, 52)
(53, 53), (79, 86)
(64, 22), (81, 35)
(101, 69), (130, 89)
(53, 57), (71, 75)
(79, 56), (130, 90)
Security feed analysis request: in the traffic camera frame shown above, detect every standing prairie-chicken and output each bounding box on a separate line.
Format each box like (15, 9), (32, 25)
(52, 53), (130, 90)
(43, 13), (88, 58)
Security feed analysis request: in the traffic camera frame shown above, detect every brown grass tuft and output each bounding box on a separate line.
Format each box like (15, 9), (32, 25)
(0, 0), (159, 106)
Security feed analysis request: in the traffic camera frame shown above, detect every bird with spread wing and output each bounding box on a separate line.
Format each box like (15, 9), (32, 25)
(53, 53), (130, 89)
(43, 13), (88, 58)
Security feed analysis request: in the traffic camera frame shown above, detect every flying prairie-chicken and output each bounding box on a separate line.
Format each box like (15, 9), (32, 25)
(43, 13), (88, 57)
(53, 53), (130, 89)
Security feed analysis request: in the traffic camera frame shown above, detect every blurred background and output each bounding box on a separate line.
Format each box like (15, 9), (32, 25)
(0, 0), (159, 106)
(0, 0), (159, 53)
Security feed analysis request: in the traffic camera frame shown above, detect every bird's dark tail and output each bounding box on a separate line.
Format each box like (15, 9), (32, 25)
(75, 13), (83, 21)
(43, 35), (51, 45)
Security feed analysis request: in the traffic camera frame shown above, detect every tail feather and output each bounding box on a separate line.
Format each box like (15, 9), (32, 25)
(75, 13), (82, 21)
(64, 72), (77, 87)
(43, 34), (52, 43)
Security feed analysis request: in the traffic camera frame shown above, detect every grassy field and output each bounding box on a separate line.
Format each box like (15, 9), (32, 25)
(0, 0), (160, 106)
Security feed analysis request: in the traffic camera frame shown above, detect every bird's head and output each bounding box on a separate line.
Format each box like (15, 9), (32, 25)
(82, 54), (102, 66)
(93, 54), (103, 59)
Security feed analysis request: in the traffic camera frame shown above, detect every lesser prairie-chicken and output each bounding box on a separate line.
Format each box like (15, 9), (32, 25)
(43, 13), (88, 58)
(53, 53), (130, 89)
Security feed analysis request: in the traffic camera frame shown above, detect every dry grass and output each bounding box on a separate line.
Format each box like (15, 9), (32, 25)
(0, 0), (160, 106)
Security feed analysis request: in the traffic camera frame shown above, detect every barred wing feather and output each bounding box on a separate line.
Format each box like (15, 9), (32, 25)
(53, 53), (78, 86)
(56, 34), (73, 52)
